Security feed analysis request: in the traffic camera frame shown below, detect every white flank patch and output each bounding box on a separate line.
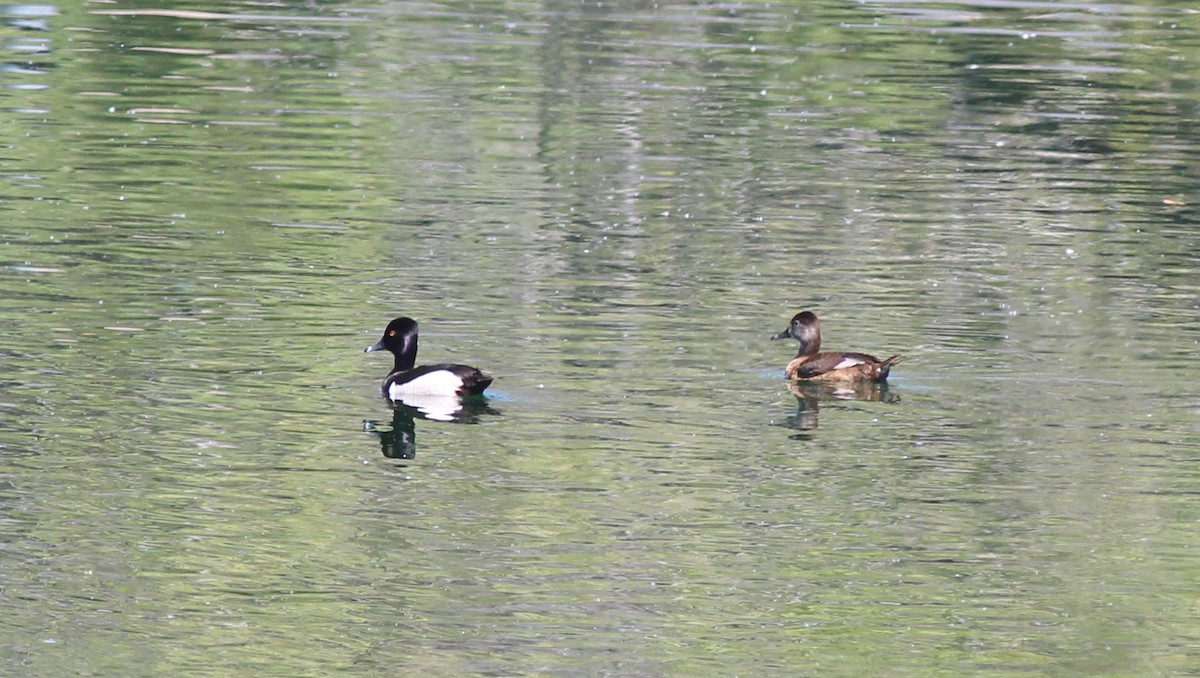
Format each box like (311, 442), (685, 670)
(388, 370), (465, 398)
(831, 356), (867, 370)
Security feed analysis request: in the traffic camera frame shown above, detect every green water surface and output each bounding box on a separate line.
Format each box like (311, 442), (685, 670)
(1, 1), (1199, 675)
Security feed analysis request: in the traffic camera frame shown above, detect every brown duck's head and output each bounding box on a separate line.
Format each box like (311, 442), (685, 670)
(770, 311), (821, 356)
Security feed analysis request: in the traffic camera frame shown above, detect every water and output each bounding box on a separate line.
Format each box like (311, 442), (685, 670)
(2, 0), (1199, 674)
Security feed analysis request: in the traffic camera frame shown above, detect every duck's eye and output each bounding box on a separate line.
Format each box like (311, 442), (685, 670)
(387, 330), (396, 337)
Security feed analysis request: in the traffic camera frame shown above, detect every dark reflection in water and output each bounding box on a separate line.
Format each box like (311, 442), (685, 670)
(784, 379), (899, 434)
(365, 395), (499, 460)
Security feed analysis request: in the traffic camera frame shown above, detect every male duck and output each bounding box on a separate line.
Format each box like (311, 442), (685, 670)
(771, 311), (902, 382)
(365, 317), (493, 398)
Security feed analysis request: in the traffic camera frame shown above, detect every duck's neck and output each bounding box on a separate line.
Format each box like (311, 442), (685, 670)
(795, 334), (820, 358)
(393, 335), (417, 372)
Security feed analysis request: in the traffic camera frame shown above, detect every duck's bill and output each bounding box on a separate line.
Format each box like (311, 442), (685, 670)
(770, 330), (791, 341)
(364, 340), (385, 353)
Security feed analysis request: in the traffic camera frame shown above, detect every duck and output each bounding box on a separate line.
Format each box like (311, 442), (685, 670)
(364, 317), (493, 398)
(771, 311), (902, 382)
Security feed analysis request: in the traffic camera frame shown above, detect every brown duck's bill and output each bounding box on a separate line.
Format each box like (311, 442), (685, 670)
(770, 329), (791, 340)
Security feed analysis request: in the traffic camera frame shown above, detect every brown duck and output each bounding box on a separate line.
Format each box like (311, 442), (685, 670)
(771, 311), (903, 382)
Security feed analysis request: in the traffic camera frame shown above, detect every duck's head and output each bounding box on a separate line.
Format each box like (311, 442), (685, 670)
(365, 316), (419, 369)
(771, 311), (821, 355)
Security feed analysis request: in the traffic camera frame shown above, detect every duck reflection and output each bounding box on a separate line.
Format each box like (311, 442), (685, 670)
(785, 379), (899, 431)
(366, 394), (499, 460)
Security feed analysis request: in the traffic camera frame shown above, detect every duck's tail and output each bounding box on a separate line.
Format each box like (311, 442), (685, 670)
(877, 354), (905, 381)
(461, 371), (493, 396)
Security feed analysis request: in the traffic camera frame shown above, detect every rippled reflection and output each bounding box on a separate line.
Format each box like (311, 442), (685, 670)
(366, 395), (499, 460)
(785, 379), (900, 432)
